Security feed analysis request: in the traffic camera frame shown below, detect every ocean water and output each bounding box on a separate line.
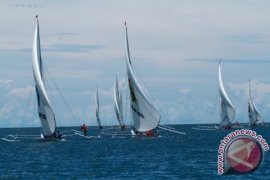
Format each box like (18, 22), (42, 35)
(0, 124), (270, 179)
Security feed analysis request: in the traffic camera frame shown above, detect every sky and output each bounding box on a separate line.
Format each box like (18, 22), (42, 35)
(1, 0), (270, 128)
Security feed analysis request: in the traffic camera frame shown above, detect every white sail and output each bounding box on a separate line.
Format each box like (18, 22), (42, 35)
(248, 80), (264, 125)
(96, 88), (102, 128)
(218, 63), (235, 127)
(253, 104), (264, 125)
(124, 22), (161, 132)
(114, 76), (124, 127)
(32, 16), (56, 137)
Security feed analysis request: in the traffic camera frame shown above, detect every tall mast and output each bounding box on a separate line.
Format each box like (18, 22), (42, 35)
(96, 87), (101, 128)
(35, 15), (43, 79)
(124, 22), (131, 64)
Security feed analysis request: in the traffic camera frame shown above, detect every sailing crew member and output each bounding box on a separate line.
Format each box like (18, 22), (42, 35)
(146, 130), (154, 137)
(56, 131), (62, 140)
(81, 124), (88, 136)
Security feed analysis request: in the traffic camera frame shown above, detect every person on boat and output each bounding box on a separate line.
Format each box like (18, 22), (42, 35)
(146, 130), (154, 137)
(81, 124), (88, 136)
(55, 131), (62, 140)
(235, 121), (240, 127)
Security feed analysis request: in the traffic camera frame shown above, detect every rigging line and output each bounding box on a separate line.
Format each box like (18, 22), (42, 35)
(191, 127), (216, 131)
(31, 99), (39, 135)
(122, 77), (128, 125)
(158, 126), (186, 135)
(42, 64), (65, 130)
(131, 62), (160, 110)
(28, 76), (39, 135)
(29, 82), (35, 134)
(43, 63), (78, 121)
(124, 79), (128, 125)
(43, 67), (57, 113)
(132, 63), (151, 97)
(124, 77), (133, 126)
(20, 80), (35, 135)
(126, 71), (158, 126)
(159, 124), (176, 130)
(217, 82), (221, 124)
(44, 68), (62, 128)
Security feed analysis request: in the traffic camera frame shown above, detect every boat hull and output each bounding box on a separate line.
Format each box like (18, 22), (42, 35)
(131, 128), (159, 137)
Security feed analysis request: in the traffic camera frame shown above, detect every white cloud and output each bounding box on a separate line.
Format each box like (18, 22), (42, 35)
(226, 80), (270, 122)
(0, 102), (14, 117)
(178, 89), (191, 95)
(0, 80), (16, 90)
(10, 86), (33, 98)
(0, 80), (38, 127)
(228, 79), (270, 101)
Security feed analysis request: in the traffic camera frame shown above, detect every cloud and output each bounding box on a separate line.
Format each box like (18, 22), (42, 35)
(224, 80), (270, 122)
(178, 89), (191, 95)
(226, 33), (268, 44)
(0, 80), (36, 127)
(0, 102), (14, 117)
(44, 43), (105, 53)
(0, 47), (31, 52)
(9, 86), (33, 98)
(48, 68), (103, 79)
(0, 80), (16, 90)
(158, 93), (218, 124)
(227, 80), (270, 99)
(51, 33), (78, 36)
(10, 3), (44, 8)
(186, 58), (270, 64)
(0, 41), (23, 45)
(156, 80), (270, 125)
(0, 43), (105, 54)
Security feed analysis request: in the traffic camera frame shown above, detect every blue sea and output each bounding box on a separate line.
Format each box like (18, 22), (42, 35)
(0, 124), (270, 179)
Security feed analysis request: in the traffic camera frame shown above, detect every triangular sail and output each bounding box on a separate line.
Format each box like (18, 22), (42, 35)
(114, 76), (124, 127)
(32, 16), (56, 137)
(124, 22), (160, 132)
(95, 88), (102, 128)
(248, 80), (264, 125)
(218, 63), (235, 128)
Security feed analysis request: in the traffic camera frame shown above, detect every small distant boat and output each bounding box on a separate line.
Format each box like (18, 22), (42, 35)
(95, 87), (102, 129)
(32, 15), (60, 139)
(218, 62), (236, 129)
(124, 22), (161, 136)
(114, 76), (126, 129)
(248, 79), (264, 126)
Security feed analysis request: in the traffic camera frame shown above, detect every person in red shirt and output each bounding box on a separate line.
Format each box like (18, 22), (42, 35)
(80, 124), (88, 136)
(146, 130), (154, 137)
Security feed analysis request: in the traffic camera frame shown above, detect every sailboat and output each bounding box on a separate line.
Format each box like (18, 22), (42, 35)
(248, 80), (264, 126)
(32, 15), (60, 139)
(95, 88), (102, 129)
(218, 62), (236, 129)
(114, 76), (126, 129)
(124, 22), (161, 136)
